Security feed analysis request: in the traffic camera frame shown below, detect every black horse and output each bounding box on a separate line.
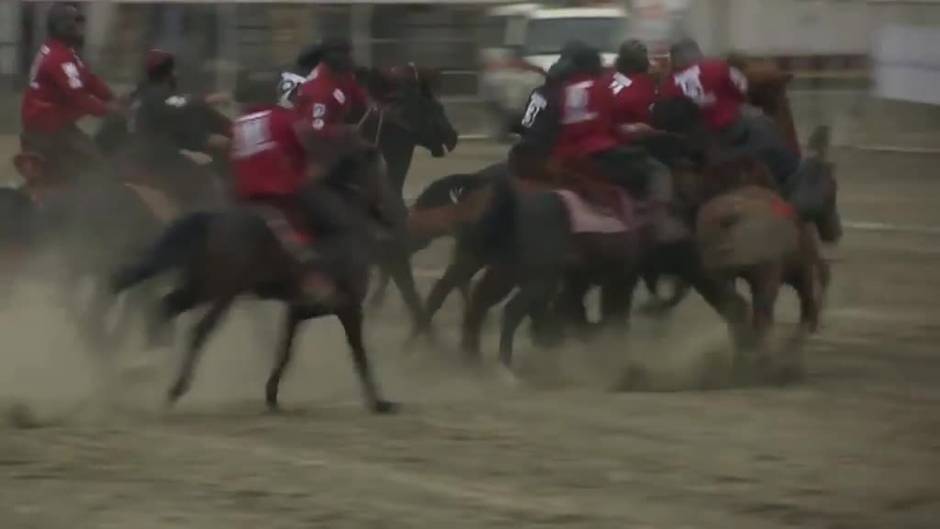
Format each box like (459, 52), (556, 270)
(112, 147), (400, 414)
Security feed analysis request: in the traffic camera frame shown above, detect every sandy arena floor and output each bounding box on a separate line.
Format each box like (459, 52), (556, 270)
(1, 138), (939, 529)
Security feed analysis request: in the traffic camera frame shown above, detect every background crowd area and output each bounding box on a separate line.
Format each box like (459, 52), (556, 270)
(1, 0), (940, 171)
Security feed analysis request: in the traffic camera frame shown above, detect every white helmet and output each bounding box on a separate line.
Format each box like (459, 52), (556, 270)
(277, 72), (306, 108)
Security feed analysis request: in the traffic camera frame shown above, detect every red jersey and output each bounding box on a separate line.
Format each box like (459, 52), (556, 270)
(607, 71), (657, 143)
(551, 73), (620, 162)
(294, 63), (368, 140)
(660, 59), (747, 131)
(232, 106), (307, 199)
(21, 39), (113, 134)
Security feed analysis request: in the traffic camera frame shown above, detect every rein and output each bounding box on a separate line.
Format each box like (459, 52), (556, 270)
(355, 105), (385, 147)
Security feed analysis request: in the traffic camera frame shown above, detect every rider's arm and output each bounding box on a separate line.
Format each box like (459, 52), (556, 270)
(46, 56), (111, 117)
(85, 71), (114, 102)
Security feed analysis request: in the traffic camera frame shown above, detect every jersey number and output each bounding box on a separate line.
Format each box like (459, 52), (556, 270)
(521, 92), (547, 128)
(562, 81), (596, 124)
(609, 72), (633, 95)
(232, 113), (273, 159)
(675, 66), (707, 104)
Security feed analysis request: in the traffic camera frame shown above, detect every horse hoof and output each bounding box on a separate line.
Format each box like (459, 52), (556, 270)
(496, 365), (521, 387)
(371, 400), (400, 415)
(166, 382), (187, 406)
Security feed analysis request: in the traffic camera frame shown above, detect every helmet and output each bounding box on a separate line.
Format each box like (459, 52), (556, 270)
(145, 49), (175, 82)
(559, 40), (602, 77)
(616, 39), (649, 74)
(277, 71), (306, 108)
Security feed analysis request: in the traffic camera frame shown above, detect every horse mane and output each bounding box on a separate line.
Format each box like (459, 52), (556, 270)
(357, 64), (441, 103)
(413, 172), (491, 209)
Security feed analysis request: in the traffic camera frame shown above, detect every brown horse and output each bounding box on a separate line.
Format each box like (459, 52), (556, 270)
(112, 147), (400, 414)
(652, 93), (839, 379)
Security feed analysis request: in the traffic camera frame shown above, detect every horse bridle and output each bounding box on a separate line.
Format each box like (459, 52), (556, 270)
(355, 63), (427, 145)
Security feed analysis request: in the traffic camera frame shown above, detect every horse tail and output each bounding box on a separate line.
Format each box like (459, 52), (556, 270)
(807, 125), (831, 162)
(111, 212), (212, 293)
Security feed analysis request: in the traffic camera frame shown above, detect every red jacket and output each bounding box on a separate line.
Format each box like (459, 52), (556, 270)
(294, 63), (368, 140)
(232, 105), (307, 199)
(21, 39), (113, 134)
(551, 72), (620, 163)
(660, 59), (747, 132)
(607, 70), (657, 143)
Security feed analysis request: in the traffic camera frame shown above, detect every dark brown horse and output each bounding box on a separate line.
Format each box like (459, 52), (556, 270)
(112, 147), (400, 414)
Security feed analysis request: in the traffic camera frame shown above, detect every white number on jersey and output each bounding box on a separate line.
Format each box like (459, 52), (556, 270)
(62, 62), (83, 89)
(609, 72), (633, 95)
(27, 46), (48, 89)
(521, 91), (547, 128)
(562, 80), (597, 124)
(729, 66), (748, 94)
(232, 111), (274, 159)
(675, 65), (707, 105)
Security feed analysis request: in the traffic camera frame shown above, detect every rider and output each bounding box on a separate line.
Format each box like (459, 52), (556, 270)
(549, 41), (652, 200)
(608, 39), (684, 242)
(20, 2), (121, 181)
(231, 71), (336, 302)
(660, 38), (800, 191)
(125, 49), (231, 205)
(292, 38), (374, 238)
(609, 40), (658, 144)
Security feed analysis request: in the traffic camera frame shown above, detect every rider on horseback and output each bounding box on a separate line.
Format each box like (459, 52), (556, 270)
(231, 71), (338, 303)
(660, 38), (800, 193)
(292, 38), (375, 240)
(122, 49), (232, 206)
(20, 2), (121, 182)
(608, 40), (684, 242)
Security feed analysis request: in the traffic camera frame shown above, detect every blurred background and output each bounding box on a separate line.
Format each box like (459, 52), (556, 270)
(1, 0), (939, 149)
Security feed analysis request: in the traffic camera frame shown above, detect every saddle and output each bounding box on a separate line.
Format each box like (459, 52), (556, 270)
(514, 158), (646, 235)
(248, 198), (317, 265)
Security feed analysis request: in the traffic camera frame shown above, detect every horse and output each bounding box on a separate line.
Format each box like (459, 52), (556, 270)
(369, 162), (502, 310)
(650, 96), (841, 378)
(438, 147), (664, 375)
(358, 65), (459, 195)
(111, 146), (400, 414)
(352, 65), (460, 334)
(5, 64), (457, 345)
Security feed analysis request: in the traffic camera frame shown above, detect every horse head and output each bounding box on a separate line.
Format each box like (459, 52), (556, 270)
(359, 65), (458, 158)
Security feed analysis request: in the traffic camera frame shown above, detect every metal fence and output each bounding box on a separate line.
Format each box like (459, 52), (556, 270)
(2, 1), (939, 147)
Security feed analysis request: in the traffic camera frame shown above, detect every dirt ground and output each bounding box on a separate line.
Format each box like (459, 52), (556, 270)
(1, 138), (940, 529)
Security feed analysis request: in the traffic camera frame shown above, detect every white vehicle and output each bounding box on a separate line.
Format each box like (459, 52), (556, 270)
(479, 4), (629, 137)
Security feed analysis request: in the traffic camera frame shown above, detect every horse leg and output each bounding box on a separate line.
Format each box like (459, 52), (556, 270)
(167, 296), (232, 405)
(147, 285), (198, 349)
(461, 264), (515, 361)
(265, 307), (302, 411)
(499, 277), (555, 371)
(745, 263), (783, 376)
(384, 249), (430, 338)
(336, 306), (397, 414)
(426, 255), (482, 322)
(674, 242), (751, 348)
(556, 270), (592, 337)
(369, 268), (391, 308)
(600, 266), (639, 331)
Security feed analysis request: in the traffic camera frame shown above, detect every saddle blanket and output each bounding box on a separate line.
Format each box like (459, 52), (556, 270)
(554, 188), (639, 234)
